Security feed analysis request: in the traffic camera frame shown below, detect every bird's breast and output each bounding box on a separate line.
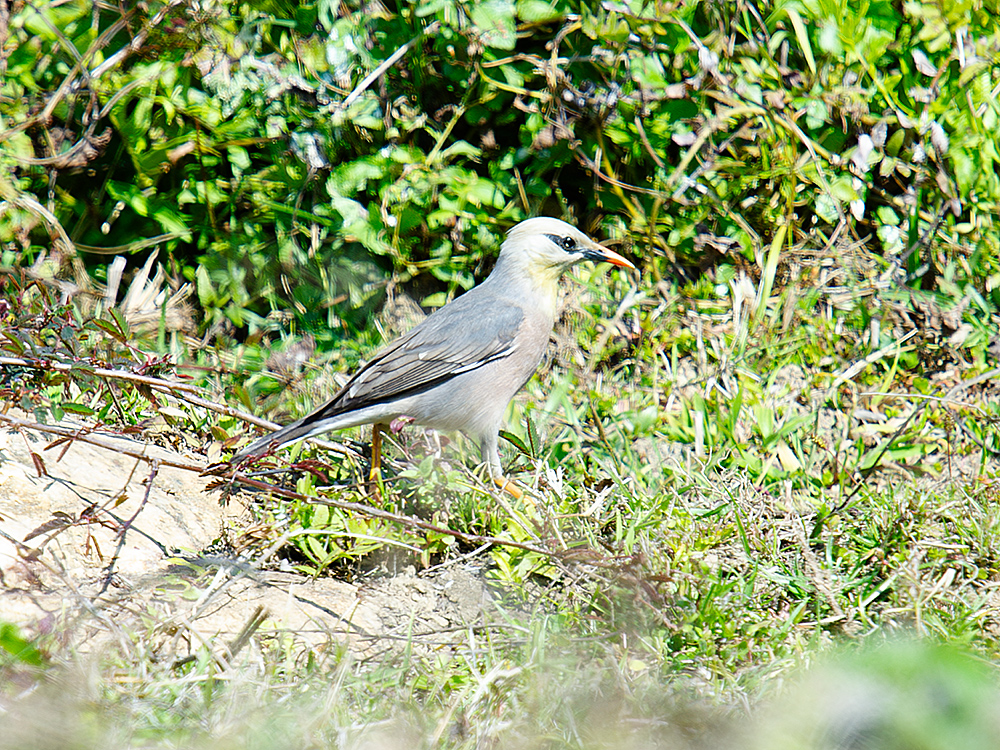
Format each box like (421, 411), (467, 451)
(398, 310), (553, 441)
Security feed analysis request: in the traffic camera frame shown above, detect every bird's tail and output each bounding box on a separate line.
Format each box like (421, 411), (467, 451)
(231, 416), (321, 462)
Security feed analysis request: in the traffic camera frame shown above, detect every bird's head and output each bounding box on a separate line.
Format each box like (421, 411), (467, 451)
(497, 217), (635, 284)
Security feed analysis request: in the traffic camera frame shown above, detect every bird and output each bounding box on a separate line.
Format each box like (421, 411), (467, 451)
(232, 216), (635, 495)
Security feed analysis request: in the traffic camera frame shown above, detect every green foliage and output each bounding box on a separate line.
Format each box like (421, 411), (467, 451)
(289, 499), (409, 574)
(0, 272), (168, 427)
(0, 622), (47, 669)
(4, 0), (998, 348)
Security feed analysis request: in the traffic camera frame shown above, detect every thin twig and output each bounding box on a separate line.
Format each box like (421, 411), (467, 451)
(1, 355), (360, 458)
(88, 0), (185, 80)
(2, 195), (78, 260)
(74, 232), (187, 255)
(0, 355), (200, 393)
(342, 21), (441, 108)
(819, 368), (999, 520)
(572, 148), (669, 198)
(829, 401), (927, 515)
(421, 542), (493, 574)
(587, 287), (644, 373)
(119, 459), (160, 537)
(633, 115), (665, 169)
(0, 413), (203, 472)
(0, 11), (132, 144)
(822, 329), (920, 399)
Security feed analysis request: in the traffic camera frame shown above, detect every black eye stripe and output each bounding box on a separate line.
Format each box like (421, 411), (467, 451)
(545, 233), (578, 252)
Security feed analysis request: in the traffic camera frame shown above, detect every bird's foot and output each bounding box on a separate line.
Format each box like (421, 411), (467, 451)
(367, 465), (383, 501)
(493, 475), (523, 500)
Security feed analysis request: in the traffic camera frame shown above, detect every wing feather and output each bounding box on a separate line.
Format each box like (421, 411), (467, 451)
(311, 291), (523, 419)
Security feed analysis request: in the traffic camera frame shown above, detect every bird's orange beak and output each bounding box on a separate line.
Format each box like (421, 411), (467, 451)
(586, 242), (636, 269)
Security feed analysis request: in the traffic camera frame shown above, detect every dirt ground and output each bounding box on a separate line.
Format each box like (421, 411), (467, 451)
(0, 415), (500, 663)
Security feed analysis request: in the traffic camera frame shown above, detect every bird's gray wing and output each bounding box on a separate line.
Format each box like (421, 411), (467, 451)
(317, 292), (524, 417)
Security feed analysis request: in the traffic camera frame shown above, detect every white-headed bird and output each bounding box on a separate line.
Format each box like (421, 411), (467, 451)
(233, 217), (635, 494)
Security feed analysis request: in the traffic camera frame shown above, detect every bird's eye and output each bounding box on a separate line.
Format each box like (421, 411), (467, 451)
(545, 232), (580, 253)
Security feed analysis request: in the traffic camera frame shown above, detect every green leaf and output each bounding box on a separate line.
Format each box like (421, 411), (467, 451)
(106, 181), (150, 217)
(466, 178), (507, 208)
(438, 140), (482, 161)
(499, 430), (531, 456)
(886, 128), (906, 156)
(803, 99), (828, 130)
(817, 20), (842, 55)
(828, 175), (860, 203)
(416, 0), (455, 17)
(786, 9), (816, 75)
(516, 0), (564, 23)
(469, 0), (517, 50)
(313, 504), (331, 527)
(0, 623), (46, 667)
(90, 318), (128, 344)
(876, 206), (900, 225)
(329, 157), (390, 196)
(151, 205), (192, 238)
(196, 266), (216, 306)
(61, 402), (96, 416)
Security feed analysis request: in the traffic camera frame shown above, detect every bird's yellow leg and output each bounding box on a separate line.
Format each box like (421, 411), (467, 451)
(368, 423), (383, 498)
(493, 475), (523, 500)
